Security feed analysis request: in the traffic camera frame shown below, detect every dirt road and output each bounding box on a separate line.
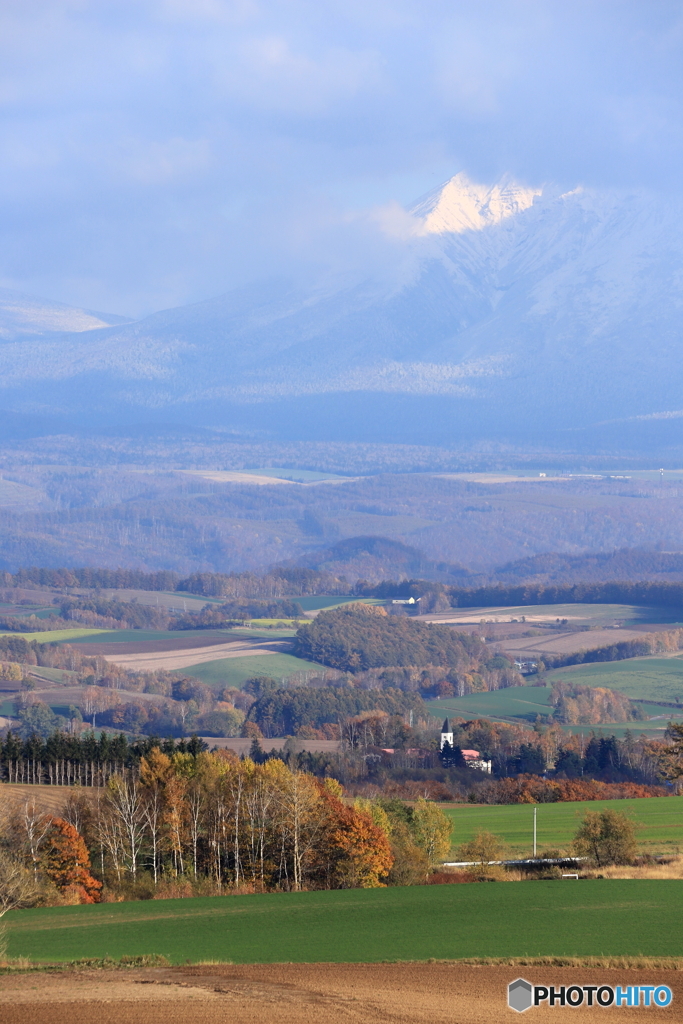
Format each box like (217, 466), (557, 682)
(0, 962), (679, 1024)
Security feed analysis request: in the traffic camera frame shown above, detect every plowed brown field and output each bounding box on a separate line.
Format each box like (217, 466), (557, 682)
(97, 638), (291, 672)
(0, 783), (88, 814)
(0, 962), (679, 1024)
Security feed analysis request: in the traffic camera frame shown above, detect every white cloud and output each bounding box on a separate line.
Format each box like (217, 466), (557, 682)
(213, 35), (383, 113)
(0, 1), (681, 315)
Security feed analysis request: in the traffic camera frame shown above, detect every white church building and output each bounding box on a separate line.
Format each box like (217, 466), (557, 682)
(440, 718), (492, 773)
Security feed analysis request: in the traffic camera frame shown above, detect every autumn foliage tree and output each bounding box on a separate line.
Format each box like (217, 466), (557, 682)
(572, 809), (637, 867)
(657, 723), (683, 783)
(43, 818), (101, 903)
(316, 784), (393, 888)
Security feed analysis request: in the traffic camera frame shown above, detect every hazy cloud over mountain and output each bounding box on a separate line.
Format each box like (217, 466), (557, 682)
(1, 1), (682, 317)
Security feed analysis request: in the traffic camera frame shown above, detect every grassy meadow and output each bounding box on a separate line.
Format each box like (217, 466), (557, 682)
(294, 595), (382, 611)
(0, 627), (108, 643)
(5, 880), (682, 964)
(442, 795), (683, 858)
(426, 686), (553, 723)
(68, 628), (235, 644)
(546, 657), (683, 704)
(426, 685), (681, 736)
(183, 652), (326, 689)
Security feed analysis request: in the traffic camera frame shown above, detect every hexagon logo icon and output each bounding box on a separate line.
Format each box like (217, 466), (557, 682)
(508, 978), (533, 1013)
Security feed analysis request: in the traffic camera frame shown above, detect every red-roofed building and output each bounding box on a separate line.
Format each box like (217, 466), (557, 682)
(461, 749), (492, 773)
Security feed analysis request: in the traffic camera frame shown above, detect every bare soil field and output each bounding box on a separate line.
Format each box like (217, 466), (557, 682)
(0, 783), (92, 813)
(97, 638), (292, 672)
(30, 684), (167, 706)
(498, 628), (649, 657)
(180, 469), (296, 485)
(0, 962), (679, 1024)
(71, 633), (244, 656)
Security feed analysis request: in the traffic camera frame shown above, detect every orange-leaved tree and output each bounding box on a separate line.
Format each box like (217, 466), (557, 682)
(44, 817), (102, 904)
(316, 784), (393, 888)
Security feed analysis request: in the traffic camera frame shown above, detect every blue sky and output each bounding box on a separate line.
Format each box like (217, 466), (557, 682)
(1, 1), (682, 317)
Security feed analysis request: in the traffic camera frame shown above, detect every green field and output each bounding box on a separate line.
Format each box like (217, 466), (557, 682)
(0, 627), (108, 642)
(70, 628), (233, 644)
(249, 618), (309, 626)
(547, 657), (683, 704)
(293, 595), (380, 611)
(184, 653), (326, 688)
(1, 606), (61, 620)
(442, 795), (683, 858)
(427, 686), (554, 723)
(30, 665), (75, 682)
(225, 626), (298, 638)
(5, 880), (682, 964)
(450, 602), (683, 626)
(426, 686), (681, 736)
(557, 722), (678, 740)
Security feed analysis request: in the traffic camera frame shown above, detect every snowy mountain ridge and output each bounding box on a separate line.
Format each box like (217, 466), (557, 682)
(0, 173), (682, 446)
(410, 171), (541, 234)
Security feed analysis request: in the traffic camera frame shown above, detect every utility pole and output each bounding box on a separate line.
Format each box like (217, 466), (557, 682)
(533, 806), (537, 858)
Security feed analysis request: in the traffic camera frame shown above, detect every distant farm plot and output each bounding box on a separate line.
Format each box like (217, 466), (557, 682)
(426, 686), (554, 723)
(0, 627), (108, 642)
(70, 628), (228, 646)
(248, 618), (308, 626)
(70, 631), (241, 656)
(100, 638), (293, 673)
(184, 653), (326, 689)
(70, 588), (212, 612)
(0, 783), (92, 815)
(558, 721), (679, 739)
(294, 596), (383, 612)
(547, 657), (683, 704)
(428, 603), (683, 627)
(426, 684), (681, 735)
(226, 626), (298, 638)
(442, 795), (683, 858)
(500, 628), (658, 659)
(27, 665), (75, 684)
(5, 880), (683, 964)
(179, 467), (353, 486)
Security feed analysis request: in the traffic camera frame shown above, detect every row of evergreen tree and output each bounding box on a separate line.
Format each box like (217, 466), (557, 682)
(0, 730), (206, 768)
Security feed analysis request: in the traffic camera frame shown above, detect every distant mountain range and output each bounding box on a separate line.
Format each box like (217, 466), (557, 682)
(2, 173), (683, 447)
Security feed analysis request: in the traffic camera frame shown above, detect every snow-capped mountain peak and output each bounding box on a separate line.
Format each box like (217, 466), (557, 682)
(410, 171), (541, 234)
(1, 172), (682, 449)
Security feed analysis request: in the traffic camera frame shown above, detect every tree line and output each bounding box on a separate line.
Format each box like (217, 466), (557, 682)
(0, 731), (205, 773)
(0, 565), (349, 600)
(173, 598), (304, 629)
(244, 684), (426, 738)
(6, 563), (683, 613)
(0, 750), (454, 908)
(1, 567), (180, 591)
(360, 579), (683, 610)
